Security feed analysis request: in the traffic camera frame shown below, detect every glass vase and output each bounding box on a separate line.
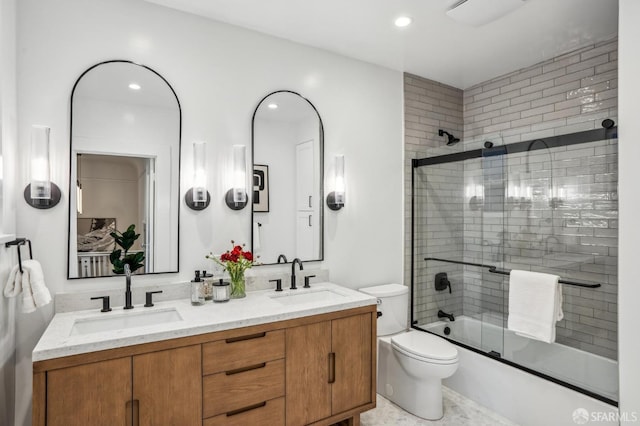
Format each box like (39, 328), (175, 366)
(230, 272), (246, 299)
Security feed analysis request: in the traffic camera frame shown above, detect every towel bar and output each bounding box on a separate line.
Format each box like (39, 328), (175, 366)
(424, 257), (601, 289)
(5, 238), (33, 274)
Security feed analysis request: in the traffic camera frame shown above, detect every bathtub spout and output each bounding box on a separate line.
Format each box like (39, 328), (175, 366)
(438, 310), (455, 322)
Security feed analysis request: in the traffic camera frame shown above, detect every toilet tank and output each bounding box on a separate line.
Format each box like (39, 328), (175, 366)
(359, 284), (408, 336)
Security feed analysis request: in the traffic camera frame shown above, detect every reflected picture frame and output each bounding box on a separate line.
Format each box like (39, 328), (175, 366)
(253, 164), (269, 212)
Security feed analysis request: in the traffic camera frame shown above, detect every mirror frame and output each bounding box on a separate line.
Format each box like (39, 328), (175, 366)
(251, 90), (325, 265)
(67, 60), (182, 279)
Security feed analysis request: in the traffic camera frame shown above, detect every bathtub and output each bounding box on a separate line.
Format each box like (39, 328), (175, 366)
(422, 315), (618, 402)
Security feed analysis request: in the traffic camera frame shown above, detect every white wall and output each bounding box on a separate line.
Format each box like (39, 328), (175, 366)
(0, 0), (18, 423)
(14, 0), (403, 423)
(618, 0), (640, 421)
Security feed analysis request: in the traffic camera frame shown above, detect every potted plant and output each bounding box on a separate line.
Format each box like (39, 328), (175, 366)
(110, 224), (145, 274)
(207, 241), (255, 298)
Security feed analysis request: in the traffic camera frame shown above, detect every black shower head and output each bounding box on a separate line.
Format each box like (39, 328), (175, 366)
(438, 129), (460, 146)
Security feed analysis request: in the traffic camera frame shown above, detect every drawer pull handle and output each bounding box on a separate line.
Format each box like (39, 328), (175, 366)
(328, 352), (335, 384)
(225, 332), (266, 343)
(225, 362), (266, 375)
(226, 401), (267, 417)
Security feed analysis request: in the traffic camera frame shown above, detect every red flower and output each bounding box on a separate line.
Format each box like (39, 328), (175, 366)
(243, 252), (253, 261)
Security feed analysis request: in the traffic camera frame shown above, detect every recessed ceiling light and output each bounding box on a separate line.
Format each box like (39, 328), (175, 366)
(267, 103), (278, 109)
(128, 83), (141, 90)
(394, 16), (412, 27)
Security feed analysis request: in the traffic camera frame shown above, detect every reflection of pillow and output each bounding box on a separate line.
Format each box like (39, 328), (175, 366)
(77, 222), (116, 252)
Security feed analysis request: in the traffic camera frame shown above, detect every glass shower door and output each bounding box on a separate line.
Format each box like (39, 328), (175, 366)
(478, 151), (506, 356)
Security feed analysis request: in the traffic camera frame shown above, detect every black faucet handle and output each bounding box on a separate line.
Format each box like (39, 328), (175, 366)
(303, 275), (316, 288)
(144, 290), (163, 307)
(269, 279), (283, 292)
(91, 296), (112, 313)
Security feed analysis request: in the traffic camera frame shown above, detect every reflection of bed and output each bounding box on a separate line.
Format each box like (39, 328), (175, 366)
(77, 218), (116, 277)
(77, 218), (116, 252)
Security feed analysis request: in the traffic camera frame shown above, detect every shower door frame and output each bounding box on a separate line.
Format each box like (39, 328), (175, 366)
(410, 126), (619, 406)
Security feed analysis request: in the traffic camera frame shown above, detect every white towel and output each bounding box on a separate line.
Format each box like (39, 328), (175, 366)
(507, 270), (563, 343)
(253, 222), (261, 251)
(3, 260), (52, 313)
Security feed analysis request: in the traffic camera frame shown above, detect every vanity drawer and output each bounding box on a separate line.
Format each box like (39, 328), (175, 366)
(202, 329), (284, 375)
(203, 359), (285, 419)
(203, 397), (284, 426)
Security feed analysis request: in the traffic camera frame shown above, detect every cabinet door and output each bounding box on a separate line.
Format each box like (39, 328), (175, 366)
(133, 345), (202, 426)
(295, 211), (315, 259)
(285, 321), (332, 426)
(47, 357), (131, 426)
(295, 140), (315, 211)
(332, 313), (373, 414)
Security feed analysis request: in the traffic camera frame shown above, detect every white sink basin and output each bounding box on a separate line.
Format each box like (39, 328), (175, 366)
(70, 308), (183, 336)
(269, 288), (347, 306)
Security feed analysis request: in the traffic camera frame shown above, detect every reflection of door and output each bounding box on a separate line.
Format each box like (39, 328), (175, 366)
(143, 159), (156, 273)
(295, 140), (316, 258)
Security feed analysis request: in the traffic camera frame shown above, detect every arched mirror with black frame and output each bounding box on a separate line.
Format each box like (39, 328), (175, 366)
(67, 60), (181, 279)
(251, 90), (324, 265)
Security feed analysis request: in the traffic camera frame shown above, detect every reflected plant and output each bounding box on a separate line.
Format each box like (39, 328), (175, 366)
(110, 224), (145, 274)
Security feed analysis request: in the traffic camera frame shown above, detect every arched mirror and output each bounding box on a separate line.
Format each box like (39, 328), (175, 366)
(252, 91), (324, 264)
(67, 61), (181, 279)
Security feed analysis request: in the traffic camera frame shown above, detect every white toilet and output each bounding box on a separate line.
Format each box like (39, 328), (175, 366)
(359, 283), (459, 420)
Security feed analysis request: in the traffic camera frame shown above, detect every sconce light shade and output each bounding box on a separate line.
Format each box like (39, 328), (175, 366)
(24, 125), (61, 209)
(76, 180), (83, 214)
(326, 154), (345, 211)
(185, 141), (211, 210)
(225, 145), (248, 210)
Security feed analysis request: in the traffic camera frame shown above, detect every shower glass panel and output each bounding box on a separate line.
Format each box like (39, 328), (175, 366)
(498, 138), (619, 402)
(412, 161), (465, 336)
(411, 128), (619, 404)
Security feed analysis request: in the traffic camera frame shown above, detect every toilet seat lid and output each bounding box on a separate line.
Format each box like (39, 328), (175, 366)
(391, 331), (458, 361)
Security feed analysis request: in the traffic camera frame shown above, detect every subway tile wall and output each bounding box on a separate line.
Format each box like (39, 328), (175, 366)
(405, 37), (618, 359)
(404, 75), (464, 326)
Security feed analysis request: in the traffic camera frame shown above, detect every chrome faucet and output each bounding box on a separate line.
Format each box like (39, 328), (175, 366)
(277, 254), (288, 264)
(124, 264), (134, 310)
(290, 258), (303, 290)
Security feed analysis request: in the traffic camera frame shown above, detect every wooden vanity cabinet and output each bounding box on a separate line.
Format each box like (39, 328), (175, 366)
(40, 345), (201, 426)
(33, 305), (375, 426)
(45, 357), (131, 426)
(286, 313), (373, 426)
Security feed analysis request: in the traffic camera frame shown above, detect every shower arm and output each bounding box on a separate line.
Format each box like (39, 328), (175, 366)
(424, 257), (601, 289)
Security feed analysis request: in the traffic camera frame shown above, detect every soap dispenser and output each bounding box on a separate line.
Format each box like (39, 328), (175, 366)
(191, 270), (205, 305)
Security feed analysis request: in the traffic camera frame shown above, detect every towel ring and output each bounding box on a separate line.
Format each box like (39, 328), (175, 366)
(5, 238), (33, 273)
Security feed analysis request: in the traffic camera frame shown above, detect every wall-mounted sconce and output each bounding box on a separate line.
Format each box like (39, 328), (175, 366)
(24, 125), (61, 209)
(76, 153), (83, 214)
(76, 180), (83, 214)
(326, 154), (345, 211)
(185, 141), (211, 210)
(225, 145), (248, 210)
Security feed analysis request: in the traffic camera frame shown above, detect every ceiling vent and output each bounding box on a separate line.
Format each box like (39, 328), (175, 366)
(446, 0), (526, 27)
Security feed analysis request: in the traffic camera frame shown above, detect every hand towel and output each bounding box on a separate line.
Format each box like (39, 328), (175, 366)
(507, 270), (563, 343)
(3, 264), (23, 297)
(3, 260), (52, 313)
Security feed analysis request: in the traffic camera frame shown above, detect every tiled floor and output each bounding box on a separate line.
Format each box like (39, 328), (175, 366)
(361, 388), (519, 426)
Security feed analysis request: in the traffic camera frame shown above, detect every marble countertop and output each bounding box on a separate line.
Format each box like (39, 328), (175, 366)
(33, 282), (376, 362)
